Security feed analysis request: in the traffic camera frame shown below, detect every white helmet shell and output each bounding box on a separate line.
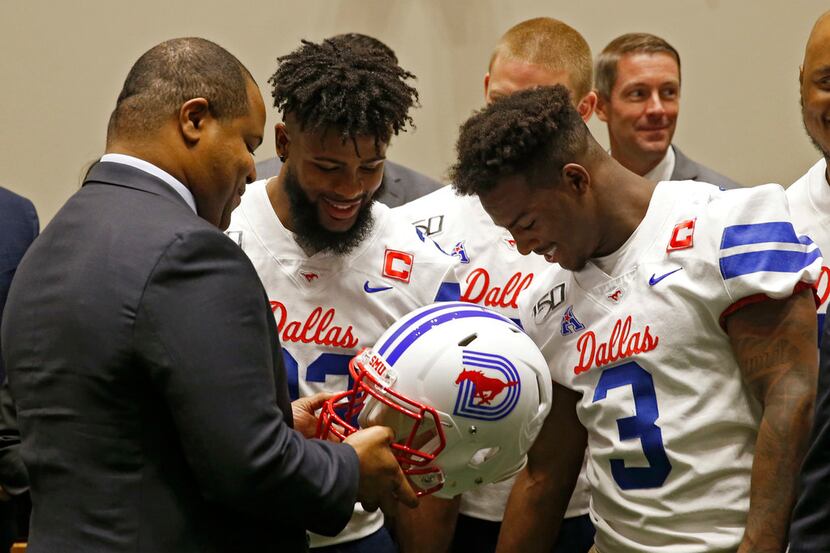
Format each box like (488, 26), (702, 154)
(318, 302), (553, 498)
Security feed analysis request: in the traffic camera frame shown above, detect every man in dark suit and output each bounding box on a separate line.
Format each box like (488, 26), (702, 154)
(0, 187), (37, 552)
(594, 33), (740, 189)
(256, 33), (442, 207)
(789, 10), (830, 552)
(792, 317), (830, 553)
(0, 37), (416, 553)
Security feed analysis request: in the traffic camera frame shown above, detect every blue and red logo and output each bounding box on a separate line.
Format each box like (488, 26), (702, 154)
(560, 305), (585, 336)
(453, 350), (521, 421)
(451, 241), (470, 264)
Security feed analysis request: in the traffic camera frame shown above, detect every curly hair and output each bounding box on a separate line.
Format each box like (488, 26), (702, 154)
(450, 85), (589, 196)
(268, 38), (418, 149)
(328, 33), (397, 64)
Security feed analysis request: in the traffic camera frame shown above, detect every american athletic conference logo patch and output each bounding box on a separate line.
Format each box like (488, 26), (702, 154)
(453, 350), (521, 421)
(560, 305), (585, 336)
(451, 241), (470, 264)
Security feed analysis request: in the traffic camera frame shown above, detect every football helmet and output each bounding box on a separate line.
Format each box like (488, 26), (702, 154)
(317, 302), (552, 498)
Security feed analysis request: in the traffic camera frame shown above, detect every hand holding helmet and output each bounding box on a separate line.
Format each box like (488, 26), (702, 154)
(318, 302), (553, 498)
(343, 425), (419, 514)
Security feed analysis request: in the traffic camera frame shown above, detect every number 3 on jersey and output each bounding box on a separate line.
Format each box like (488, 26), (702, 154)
(282, 350), (354, 400)
(592, 361), (672, 490)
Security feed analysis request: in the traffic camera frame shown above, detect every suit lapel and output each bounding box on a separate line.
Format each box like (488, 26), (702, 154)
(669, 146), (698, 181)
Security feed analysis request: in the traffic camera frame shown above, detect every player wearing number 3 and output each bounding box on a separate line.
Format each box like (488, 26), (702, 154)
(450, 85), (820, 553)
(226, 40), (459, 551)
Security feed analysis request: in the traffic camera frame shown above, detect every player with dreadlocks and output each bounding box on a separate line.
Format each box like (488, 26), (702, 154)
(254, 34), (442, 207)
(261, 38), (418, 253)
(226, 39), (461, 553)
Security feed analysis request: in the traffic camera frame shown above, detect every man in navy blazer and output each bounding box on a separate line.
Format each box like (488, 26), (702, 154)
(0, 188), (38, 385)
(0, 187), (37, 553)
(1, 37), (416, 553)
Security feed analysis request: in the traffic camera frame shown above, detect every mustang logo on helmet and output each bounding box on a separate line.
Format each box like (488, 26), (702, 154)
(454, 352), (521, 421)
(455, 369), (518, 406)
(316, 302), (552, 499)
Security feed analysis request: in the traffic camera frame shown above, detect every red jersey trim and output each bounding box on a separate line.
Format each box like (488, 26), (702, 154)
(719, 281), (820, 331)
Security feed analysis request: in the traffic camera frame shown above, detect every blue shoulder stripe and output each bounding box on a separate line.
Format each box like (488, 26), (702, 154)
(719, 248), (821, 280)
(434, 282), (461, 302)
(721, 222), (800, 249)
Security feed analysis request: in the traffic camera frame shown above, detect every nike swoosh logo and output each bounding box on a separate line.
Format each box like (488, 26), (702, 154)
(649, 267), (683, 286)
(364, 281), (393, 293)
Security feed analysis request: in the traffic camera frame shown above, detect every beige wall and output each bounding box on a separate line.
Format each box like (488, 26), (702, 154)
(1, 0), (827, 223)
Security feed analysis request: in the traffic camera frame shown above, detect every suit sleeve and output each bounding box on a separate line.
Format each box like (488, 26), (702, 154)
(0, 196), (38, 493)
(790, 319), (830, 552)
(133, 229), (359, 536)
(0, 382), (26, 495)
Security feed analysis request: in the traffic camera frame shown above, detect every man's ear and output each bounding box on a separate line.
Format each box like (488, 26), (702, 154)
(483, 72), (492, 103)
(275, 122), (290, 161)
(594, 92), (610, 123)
(179, 97), (210, 145)
(561, 163), (591, 194)
(577, 91), (598, 123)
(799, 64), (804, 87)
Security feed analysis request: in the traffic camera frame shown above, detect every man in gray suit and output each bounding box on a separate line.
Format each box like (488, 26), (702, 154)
(595, 33), (740, 188)
(1, 37), (416, 553)
(256, 33), (442, 207)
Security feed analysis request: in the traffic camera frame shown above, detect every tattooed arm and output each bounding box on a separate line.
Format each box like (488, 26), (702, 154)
(726, 287), (818, 553)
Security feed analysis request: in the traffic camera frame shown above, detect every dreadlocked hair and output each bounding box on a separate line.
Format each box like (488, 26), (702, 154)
(269, 38), (419, 149)
(450, 85), (589, 196)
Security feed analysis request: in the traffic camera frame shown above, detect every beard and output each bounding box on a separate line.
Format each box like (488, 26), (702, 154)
(801, 98), (830, 160)
(805, 120), (830, 160)
(284, 166), (375, 256)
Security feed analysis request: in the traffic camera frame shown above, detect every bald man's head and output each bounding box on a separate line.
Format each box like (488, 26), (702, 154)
(801, 10), (830, 160)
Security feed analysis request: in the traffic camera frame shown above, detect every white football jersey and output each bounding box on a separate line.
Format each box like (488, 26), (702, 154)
(395, 186), (547, 325)
(394, 186), (590, 521)
(788, 158), (830, 335)
(519, 181), (821, 553)
(228, 181), (460, 547)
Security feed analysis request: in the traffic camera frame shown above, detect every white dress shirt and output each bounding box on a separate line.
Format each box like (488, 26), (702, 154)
(100, 153), (197, 214)
(644, 146), (676, 183)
